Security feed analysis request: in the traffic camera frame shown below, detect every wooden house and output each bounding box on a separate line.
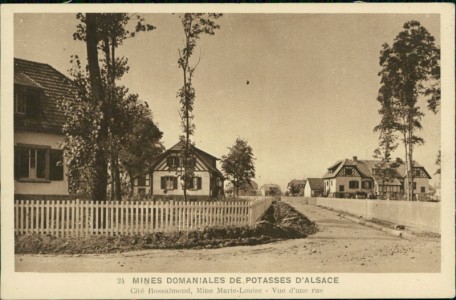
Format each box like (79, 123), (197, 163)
(133, 142), (224, 198)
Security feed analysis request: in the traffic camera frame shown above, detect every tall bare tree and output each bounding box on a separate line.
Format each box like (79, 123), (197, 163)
(176, 13), (222, 200)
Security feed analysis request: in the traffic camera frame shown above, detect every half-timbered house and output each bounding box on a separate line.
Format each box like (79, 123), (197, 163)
(133, 142), (224, 198)
(323, 156), (431, 199)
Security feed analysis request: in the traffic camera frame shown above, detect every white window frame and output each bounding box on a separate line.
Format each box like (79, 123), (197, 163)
(165, 176), (175, 190)
(16, 144), (50, 181)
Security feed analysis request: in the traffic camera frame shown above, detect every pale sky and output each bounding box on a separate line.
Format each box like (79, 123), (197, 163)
(14, 13), (441, 191)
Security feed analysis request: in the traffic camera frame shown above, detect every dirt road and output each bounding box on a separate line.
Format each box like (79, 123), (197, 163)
(15, 198), (440, 272)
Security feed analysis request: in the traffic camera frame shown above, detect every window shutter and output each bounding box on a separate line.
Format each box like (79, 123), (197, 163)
(161, 177), (166, 189)
(173, 177), (178, 189)
(49, 149), (64, 181)
(167, 157), (172, 167)
(14, 147), (19, 179)
(18, 147), (29, 178)
(197, 177), (202, 190)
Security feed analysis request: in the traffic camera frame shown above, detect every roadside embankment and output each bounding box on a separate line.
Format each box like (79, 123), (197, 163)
(15, 201), (318, 254)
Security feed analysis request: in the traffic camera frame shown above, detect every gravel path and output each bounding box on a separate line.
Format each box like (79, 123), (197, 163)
(15, 199), (440, 273)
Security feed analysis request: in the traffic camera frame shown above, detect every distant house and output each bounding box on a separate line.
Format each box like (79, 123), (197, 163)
(14, 58), (74, 199)
(287, 179), (306, 196)
(323, 156), (431, 199)
(225, 180), (258, 196)
(133, 142), (224, 198)
(303, 178), (324, 197)
(259, 184), (282, 196)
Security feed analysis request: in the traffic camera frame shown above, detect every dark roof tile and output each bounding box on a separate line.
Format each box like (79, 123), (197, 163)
(306, 178), (324, 190)
(14, 58), (74, 133)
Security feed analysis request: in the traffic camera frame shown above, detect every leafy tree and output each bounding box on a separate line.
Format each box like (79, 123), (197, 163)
(176, 13), (222, 200)
(376, 20), (440, 201)
(62, 13), (156, 200)
(221, 138), (256, 197)
(61, 57), (162, 198)
(119, 106), (164, 196)
(287, 181), (302, 196)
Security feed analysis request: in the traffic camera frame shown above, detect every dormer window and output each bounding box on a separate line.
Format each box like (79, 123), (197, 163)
(14, 86), (41, 116)
(345, 167), (353, 175)
(167, 156), (181, 168)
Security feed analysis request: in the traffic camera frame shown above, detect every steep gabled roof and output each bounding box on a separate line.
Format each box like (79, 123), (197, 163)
(323, 158), (431, 181)
(169, 141), (219, 161)
(306, 178), (324, 191)
(395, 161), (431, 178)
(149, 142), (224, 179)
(14, 58), (75, 133)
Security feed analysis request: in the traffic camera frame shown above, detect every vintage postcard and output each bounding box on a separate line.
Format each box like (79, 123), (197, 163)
(1, 3), (455, 299)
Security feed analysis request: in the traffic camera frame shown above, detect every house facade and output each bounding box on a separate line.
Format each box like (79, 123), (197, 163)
(14, 58), (73, 198)
(133, 142), (224, 198)
(323, 156), (431, 199)
(303, 178), (324, 197)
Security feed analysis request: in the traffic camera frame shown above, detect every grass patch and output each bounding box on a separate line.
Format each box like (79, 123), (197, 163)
(15, 201), (318, 254)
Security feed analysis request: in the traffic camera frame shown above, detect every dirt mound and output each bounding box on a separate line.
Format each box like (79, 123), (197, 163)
(15, 201), (318, 254)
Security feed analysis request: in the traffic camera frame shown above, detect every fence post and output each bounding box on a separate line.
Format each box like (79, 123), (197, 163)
(249, 201), (253, 226)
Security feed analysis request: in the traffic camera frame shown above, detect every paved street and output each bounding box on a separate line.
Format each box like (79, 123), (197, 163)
(15, 199), (440, 273)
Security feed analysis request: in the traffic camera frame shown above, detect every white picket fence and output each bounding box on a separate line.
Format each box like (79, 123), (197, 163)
(14, 198), (273, 237)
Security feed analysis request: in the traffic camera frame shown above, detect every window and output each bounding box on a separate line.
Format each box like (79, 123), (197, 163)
(345, 168), (353, 175)
(414, 168), (422, 177)
(161, 176), (177, 190)
(413, 182), (417, 190)
(421, 186), (426, 193)
(14, 89), (26, 114)
(349, 181), (359, 189)
(167, 156), (181, 168)
(192, 177), (202, 190)
(339, 185), (345, 192)
(14, 87), (40, 116)
(14, 146), (63, 181)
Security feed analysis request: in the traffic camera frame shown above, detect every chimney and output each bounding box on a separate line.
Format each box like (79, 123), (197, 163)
(353, 156), (358, 162)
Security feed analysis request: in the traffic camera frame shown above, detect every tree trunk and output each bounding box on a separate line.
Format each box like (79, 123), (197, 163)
(129, 171), (135, 197)
(86, 13), (107, 201)
(113, 156), (122, 200)
(408, 128), (414, 201)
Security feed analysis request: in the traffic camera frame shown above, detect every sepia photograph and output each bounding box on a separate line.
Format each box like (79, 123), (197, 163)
(1, 3), (455, 299)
